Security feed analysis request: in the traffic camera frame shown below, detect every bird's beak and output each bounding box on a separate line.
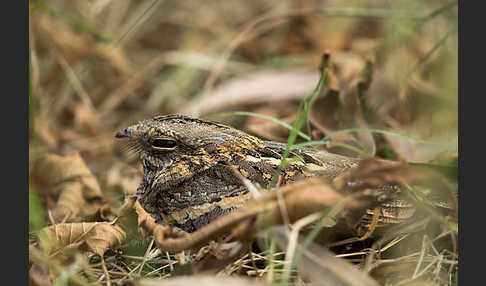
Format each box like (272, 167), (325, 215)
(115, 128), (131, 139)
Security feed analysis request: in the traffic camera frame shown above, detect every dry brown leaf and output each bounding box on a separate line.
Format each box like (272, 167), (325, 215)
(333, 158), (457, 230)
(31, 152), (108, 222)
(180, 52), (355, 117)
(115, 195), (179, 244)
(118, 196), (165, 237)
(383, 131), (458, 163)
(179, 69), (320, 116)
(40, 221), (125, 256)
(51, 181), (85, 221)
(129, 178), (377, 253)
(310, 53), (376, 157)
(334, 158), (433, 193)
(32, 152), (94, 192)
(33, 118), (59, 151)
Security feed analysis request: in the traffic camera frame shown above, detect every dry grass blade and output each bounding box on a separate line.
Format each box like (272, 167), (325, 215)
(36, 11), (129, 75)
(272, 228), (380, 286)
(98, 53), (175, 117)
(29, 244), (94, 286)
(137, 275), (268, 286)
(55, 49), (96, 113)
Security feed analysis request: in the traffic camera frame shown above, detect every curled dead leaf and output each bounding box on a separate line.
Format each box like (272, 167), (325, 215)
(333, 158), (430, 192)
(31, 152), (109, 222)
(32, 152), (93, 191)
(40, 221), (125, 257)
(132, 159), (456, 254)
(130, 178), (375, 253)
(180, 69), (319, 116)
(33, 119), (59, 151)
(333, 158), (458, 231)
(310, 52), (376, 157)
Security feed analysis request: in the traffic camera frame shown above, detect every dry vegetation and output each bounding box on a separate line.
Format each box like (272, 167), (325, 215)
(29, 0), (458, 285)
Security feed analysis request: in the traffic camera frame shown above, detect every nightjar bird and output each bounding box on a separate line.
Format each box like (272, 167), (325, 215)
(115, 115), (414, 233)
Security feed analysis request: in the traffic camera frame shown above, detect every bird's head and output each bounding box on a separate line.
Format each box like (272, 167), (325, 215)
(115, 115), (264, 173)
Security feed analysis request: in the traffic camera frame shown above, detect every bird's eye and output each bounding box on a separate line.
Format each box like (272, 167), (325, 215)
(151, 139), (177, 149)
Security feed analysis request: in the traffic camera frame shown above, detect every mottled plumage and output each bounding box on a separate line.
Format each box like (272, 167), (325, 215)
(116, 115), (410, 233)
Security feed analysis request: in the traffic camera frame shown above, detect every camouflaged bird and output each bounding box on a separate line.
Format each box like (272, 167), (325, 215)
(115, 115), (414, 233)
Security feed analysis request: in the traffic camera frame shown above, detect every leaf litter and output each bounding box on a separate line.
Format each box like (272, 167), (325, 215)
(29, 1), (458, 285)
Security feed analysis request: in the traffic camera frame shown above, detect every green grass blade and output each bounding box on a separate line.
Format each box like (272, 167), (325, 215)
(29, 183), (45, 233)
(293, 127), (426, 150)
(285, 196), (354, 285)
(268, 66), (329, 189)
(304, 68), (328, 137)
(322, 127), (425, 143)
(268, 103), (308, 189)
(324, 142), (372, 157)
(32, 0), (113, 42)
(206, 111), (312, 141)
